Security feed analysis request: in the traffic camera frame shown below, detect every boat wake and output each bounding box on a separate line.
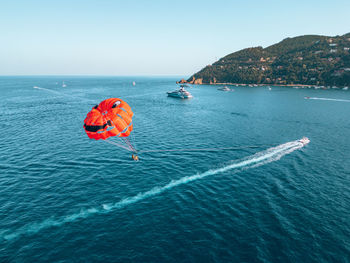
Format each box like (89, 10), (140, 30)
(33, 86), (161, 101)
(305, 97), (350, 102)
(0, 138), (308, 242)
(33, 86), (64, 95)
(33, 86), (95, 102)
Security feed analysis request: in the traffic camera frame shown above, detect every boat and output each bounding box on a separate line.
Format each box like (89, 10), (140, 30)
(62, 81), (67, 88)
(268, 87), (272, 91)
(218, 86), (231, 91)
(167, 86), (193, 99)
(132, 81), (136, 86)
(298, 137), (310, 145)
(343, 87), (348, 90)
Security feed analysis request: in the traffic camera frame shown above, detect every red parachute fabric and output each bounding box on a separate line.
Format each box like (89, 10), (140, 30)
(83, 98), (133, 140)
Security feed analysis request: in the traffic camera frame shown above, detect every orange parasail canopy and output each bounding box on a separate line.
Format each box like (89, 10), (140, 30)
(83, 98), (133, 140)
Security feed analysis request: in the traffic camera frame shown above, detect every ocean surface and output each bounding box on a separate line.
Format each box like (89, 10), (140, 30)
(0, 76), (349, 262)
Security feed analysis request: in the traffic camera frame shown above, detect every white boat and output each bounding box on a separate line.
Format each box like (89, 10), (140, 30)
(167, 86), (192, 99)
(132, 81), (136, 86)
(343, 86), (348, 90)
(268, 87), (272, 91)
(218, 86), (231, 91)
(62, 81), (67, 88)
(298, 137), (310, 145)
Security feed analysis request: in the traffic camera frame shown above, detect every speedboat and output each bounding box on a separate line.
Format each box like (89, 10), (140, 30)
(298, 137), (310, 145)
(218, 86), (231, 91)
(167, 87), (193, 99)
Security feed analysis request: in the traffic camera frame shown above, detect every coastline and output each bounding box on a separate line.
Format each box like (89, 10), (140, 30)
(178, 80), (349, 89)
(195, 82), (316, 87)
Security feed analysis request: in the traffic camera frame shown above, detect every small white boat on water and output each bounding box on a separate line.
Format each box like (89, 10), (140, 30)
(132, 81), (136, 86)
(298, 137), (310, 145)
(167, 86), (192, 99)
(62, 81), (67, 88)
(218, 86), (231, 91)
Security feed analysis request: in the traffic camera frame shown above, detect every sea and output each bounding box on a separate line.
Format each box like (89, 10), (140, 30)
(0, 76), (349, 262)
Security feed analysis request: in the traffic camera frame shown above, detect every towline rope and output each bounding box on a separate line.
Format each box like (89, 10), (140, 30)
(138, 145), (273, 153)
(102, 139), (133, 152)
(34, 87), (275, 155)
(103, 139), (275, 153)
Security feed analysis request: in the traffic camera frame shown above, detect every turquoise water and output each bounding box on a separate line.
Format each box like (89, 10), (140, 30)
(0, 76), (350, 262)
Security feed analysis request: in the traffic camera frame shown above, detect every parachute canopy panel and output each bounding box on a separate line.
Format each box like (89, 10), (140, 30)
(83, 98), (133, 140)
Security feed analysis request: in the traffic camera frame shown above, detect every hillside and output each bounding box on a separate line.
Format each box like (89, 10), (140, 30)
(185, 33), (350, 86)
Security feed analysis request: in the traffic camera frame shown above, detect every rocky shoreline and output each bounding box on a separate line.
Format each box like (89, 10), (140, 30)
(176, 78), (349, 90)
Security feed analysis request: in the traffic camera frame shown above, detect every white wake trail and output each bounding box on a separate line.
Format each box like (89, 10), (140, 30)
(306, 97), (350, 102)
(33, 86), (95, 103)
(0, 139), (307, 241)
(33, 86), (161, 101)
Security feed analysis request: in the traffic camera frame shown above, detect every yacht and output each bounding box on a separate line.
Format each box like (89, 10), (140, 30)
(167, 86), (193, 99)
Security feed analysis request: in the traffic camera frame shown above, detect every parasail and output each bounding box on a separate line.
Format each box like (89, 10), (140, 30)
(83, 98), (136, 153)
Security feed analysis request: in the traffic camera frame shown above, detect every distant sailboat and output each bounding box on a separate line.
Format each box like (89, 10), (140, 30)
(62, 81), (67, 88)
(132, 81), (136, 86)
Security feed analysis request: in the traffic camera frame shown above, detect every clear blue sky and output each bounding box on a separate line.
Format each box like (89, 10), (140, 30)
(0, 0), (349, 75)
